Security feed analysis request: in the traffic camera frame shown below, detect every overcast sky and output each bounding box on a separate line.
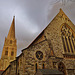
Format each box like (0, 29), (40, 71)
(0, 0), (75, 57)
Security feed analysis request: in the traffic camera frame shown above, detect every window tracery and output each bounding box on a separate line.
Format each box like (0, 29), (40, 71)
(61, 24), (75, 54)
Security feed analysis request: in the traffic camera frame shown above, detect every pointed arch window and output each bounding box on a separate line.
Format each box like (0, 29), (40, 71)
(42, 64), (45, 69)
(61, 23), (75, 54)
(11, 51), (14, 56)
(5, 51), (8, 55)
(35, 63), (37, 72)
(10, 40), (12, 44)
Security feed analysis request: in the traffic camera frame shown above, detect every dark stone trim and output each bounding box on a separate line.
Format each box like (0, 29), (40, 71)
(31, 40), (47, 46)
(63, 54), (75, 58)
(55, 57), (63, 59)
(67, 69), (75, 70)
(49, 56), (63, 60)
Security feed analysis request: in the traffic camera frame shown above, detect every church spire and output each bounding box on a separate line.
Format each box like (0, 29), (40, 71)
(0, 16), (17, 70)
(7, 16), (15, 39)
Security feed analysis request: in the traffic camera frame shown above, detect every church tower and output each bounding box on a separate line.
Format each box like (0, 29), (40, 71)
(0, 16), (17, 70)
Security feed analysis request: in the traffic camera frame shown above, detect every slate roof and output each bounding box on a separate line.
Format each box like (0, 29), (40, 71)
(37, 69), (63, 75)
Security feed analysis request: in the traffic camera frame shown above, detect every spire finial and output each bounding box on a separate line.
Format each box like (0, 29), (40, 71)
(7, 16), (15, 39)
(13, 16), (15, 18)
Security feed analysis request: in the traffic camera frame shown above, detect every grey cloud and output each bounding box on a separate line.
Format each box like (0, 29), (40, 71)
(0, 0), (75, 57)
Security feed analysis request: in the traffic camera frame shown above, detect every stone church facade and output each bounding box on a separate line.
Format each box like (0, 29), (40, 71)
(1, 9), (75, 75)
(0, 16), (17, 71)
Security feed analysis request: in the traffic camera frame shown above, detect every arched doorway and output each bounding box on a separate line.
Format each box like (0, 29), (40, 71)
(58, 62), (66, 75)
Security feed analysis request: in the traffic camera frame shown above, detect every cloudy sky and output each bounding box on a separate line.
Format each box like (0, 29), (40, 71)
(0, 0), (75, 57)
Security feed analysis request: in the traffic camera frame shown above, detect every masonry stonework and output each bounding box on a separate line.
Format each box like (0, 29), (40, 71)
(1, 9), (75, 75)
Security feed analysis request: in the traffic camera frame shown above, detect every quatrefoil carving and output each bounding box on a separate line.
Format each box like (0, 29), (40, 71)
(61, 25), (73, 37)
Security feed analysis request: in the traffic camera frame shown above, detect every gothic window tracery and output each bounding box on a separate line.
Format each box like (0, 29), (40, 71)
(61, 24), (75, 54)
(36, 51), (43, 60)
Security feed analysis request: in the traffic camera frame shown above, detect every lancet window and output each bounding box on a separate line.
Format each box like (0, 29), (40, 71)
(42, 64), (45, 69)
(11, 51), (14, 56)
(61, 24), (75, 54)
(35, 63), (37, 72)
(5, 51), (8, 55)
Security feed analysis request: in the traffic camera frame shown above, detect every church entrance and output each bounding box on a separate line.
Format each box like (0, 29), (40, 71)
(58, 62), (66, 75)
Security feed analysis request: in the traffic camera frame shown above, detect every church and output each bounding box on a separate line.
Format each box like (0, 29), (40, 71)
(1, 9), (75, 75)
(0, 16), (17, 71)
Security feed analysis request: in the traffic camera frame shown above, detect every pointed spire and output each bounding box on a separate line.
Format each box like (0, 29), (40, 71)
(59, 8), (64, 13)
(7, 16), (15, 39)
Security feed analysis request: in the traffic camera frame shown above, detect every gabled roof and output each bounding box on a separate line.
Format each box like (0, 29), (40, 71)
(22, 8), (75, 52)
(16, 53), (23, 59)
(22, 30), (46, 51)
(55, 8), (75, 31)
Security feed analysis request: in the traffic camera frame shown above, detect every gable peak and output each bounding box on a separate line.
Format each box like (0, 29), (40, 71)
(59, 8), (65, 15)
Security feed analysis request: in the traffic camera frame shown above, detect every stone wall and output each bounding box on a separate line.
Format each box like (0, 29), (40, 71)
(1, 60), (17, 75)
(16, 53), (24, 75)
(22, 40), (51, 75)
(10, 60), (17, 75)
(1, 9), (75, 75)
(1, 65), (10, 75)
(44, 9), (75, 58)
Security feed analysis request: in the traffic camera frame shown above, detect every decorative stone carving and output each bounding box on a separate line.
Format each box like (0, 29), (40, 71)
(36, 51), (43, 60)
(61, 25), (73, 37)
